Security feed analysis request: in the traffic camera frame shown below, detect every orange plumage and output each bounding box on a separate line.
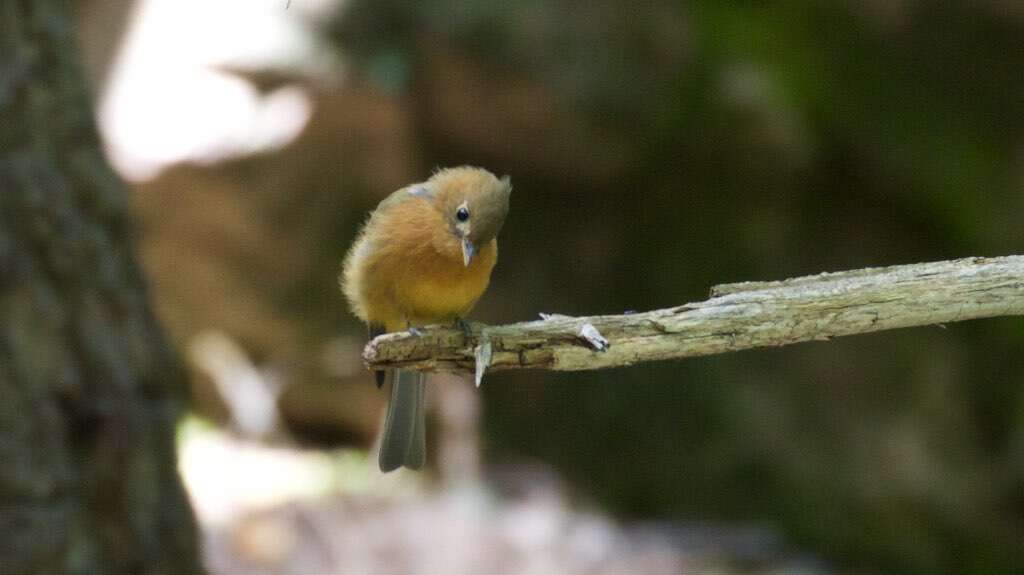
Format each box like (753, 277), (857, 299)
(341, 166), (511, 471)
(343, 192), (498, 331)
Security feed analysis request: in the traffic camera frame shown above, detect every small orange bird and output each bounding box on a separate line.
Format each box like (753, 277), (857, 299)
(341, 166), (511, 472)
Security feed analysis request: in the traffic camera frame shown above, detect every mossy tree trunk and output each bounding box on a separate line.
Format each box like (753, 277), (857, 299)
(0, 1), (202, 573)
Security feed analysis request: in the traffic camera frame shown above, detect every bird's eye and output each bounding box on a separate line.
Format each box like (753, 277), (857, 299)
(456, 206), (470, 222)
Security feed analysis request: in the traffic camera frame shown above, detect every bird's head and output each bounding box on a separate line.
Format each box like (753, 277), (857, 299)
(415, 166), (511, 266)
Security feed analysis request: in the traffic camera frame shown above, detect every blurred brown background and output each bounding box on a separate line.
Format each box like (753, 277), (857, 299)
(71, 0), (1024, 573)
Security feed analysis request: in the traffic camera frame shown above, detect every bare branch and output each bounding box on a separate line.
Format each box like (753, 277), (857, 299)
(363, 256), (1024, 374)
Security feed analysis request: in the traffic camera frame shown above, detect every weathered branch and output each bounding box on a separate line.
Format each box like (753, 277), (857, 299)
(363, 256), (1024, 375)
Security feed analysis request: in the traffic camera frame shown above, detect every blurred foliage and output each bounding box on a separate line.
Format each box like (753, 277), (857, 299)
(326, 1), (1024, 573)
(79, 0), (1024, 572)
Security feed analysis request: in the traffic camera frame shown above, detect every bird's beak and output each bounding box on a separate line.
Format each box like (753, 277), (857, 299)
(461, 238), (476, 267)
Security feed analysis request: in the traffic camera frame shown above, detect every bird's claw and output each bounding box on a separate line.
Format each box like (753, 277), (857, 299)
(407, 326), (424, 337)
(454, 317), (474, 339)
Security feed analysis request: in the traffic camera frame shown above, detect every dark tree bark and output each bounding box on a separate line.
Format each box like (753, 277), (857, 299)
(0, 2), (202, 573)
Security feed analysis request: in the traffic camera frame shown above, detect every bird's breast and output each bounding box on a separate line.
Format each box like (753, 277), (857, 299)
(395, 239), (497, 324)
(346, 197), (500, 331)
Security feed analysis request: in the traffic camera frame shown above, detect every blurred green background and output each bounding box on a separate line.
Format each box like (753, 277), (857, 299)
(85, 0), (1024, 572)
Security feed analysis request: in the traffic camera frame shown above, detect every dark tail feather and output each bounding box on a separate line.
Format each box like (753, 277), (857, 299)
(378, 370), (426, 472)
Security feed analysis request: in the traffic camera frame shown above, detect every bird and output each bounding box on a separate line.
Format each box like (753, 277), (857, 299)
(341, 166), (511, 472)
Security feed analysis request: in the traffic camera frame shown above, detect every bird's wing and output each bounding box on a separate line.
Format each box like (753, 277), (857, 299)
(374, 182), (434, 214)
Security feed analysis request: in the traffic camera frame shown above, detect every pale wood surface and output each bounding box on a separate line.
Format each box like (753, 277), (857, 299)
(364, 256), (1024, 376)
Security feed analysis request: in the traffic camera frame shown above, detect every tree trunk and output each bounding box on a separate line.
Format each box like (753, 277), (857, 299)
(0, 2), (202, 573)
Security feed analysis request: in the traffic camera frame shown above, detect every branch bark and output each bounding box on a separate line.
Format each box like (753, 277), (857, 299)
(364, 256), (1024, 374)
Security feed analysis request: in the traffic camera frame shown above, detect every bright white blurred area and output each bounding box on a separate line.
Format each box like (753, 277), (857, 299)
(177, 418), (733, 575)
(99, 0), (344, 181)
(177, 419), (383, 528)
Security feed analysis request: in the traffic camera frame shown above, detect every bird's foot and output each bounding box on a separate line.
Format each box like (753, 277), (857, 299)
(454, 317), (474, 339)
(407, 326), (425, 337)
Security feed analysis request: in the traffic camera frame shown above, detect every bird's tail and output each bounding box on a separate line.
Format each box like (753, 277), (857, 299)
(378, 370), (426, 472)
